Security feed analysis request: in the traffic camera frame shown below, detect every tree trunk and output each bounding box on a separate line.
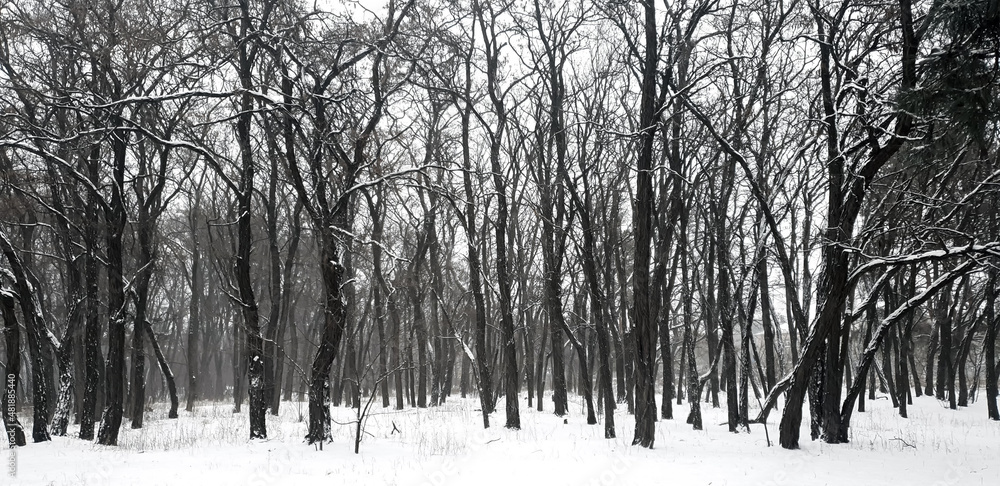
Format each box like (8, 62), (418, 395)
(925, 320), (938, 397)
(368, 194), (391, 409)
(546, 276), (569, 417)
(186, 207), (202, 413)
(0, 289), (26, 446)
(680, 203), (701, 430)
(0, 227), (52, 443)
(759, 252), (776, 390)
(306, 234), (349, 444)
(936, 290), (952, 402)
(535, 314), (548, 412)
(129, 297), (147, 429)
(144, 320), (178, 418)
(986, 268), (998, 420)
(129, 200), (159, 429)
(48, 306), (79, 437)
(80, 188), (103, 440)
(263, 152), (283, 417)
(272, 206), (301, 414)
(703, 237), (721, 409)
(409, 275), (428, 408)
(716, 198), (738, 433)
(459, 53), (492, 426)
(630, 0), (661, 441)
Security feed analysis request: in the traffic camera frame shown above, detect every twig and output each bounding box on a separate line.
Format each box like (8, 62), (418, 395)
(890, 437), (916, 449)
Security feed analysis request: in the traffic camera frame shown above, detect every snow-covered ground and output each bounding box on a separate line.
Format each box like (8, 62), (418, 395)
(5, 392), (997, 485)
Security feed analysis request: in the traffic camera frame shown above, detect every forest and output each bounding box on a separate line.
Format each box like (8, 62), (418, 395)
(1, 0), (998, 462)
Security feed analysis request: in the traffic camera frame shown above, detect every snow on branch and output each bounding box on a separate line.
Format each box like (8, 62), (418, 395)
(848, 242), (1000, 286)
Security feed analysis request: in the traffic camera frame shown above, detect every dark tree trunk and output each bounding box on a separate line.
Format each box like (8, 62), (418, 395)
(535, 314), (548, 412)
(80, 188), (103, 441)
(564, 157), (618, 435)
(858, 304), (876, 413)
(472, 0), (519, 430)
(306, 235), (349, 444)
(459, 51), (492, 426)
(546, 280), (569, 417)
(94, 79), (133, 448)
(283, 295), (298, 403)
(986, 268), (998, 420)
(0, 290), (26, 446)
(234, 130), (267, 440)
(127, 133), (176, 427)
(1, 227), (53, 443)
(738, 287), (755, 431)
(460, 346), (470, 399)
(186, 205), (202, 413)
(343, 246), (361, 410)
(387, 283), (405, 411)
(759, 252), (776, 390)
(658, 269), (675, 421)
(232, 313), (245, 414)
(427, 180), (448, 406)
(367, 192), (391, 408)
(680, 203), (701, 430)
(560, 320), (597, 425)
(129, 292), (147, 429)
(956, 315), (979, 408)
(143, 320), (178, 418)
(937, 294), (952, 402)
(908, 346), (922, 398)
(272, 205), (301, 414)
(703, 238), (721, 409)
(715, 195), (738, 433)
(622, 3), (661, 431)
(521, 311), (534, 409)
(925, 321), (939, 397)
(895, 321), (909, 417)
(42, 156), (84, 437)
(408, 272), (428, 409)
(129, 204), (158, 428)
(263, 151), (283, 417)
(48, 305), (79, 437)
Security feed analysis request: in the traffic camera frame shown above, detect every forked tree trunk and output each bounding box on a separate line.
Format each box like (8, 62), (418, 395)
(459, 46), (492, 427)
(0, 227), (52, 443)
(306, 235), (349, 444)
(144, 320), (178, 418)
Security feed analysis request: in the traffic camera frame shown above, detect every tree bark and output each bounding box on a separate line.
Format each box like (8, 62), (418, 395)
(186, 204), (202, 413)
(459, 40), (493, 426)
(80, 169), (103, 440)
(630, 0), (660, 448)
(144, 320), (178, 418)
(1, 224), (52, 443)
(986, 268), (998, 420)
(0, 289), (26, 446)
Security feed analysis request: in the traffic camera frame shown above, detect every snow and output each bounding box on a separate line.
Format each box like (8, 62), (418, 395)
(4, 393), (997, 485)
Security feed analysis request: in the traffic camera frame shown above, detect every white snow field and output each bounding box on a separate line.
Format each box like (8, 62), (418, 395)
(4, 392), (997, 485)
